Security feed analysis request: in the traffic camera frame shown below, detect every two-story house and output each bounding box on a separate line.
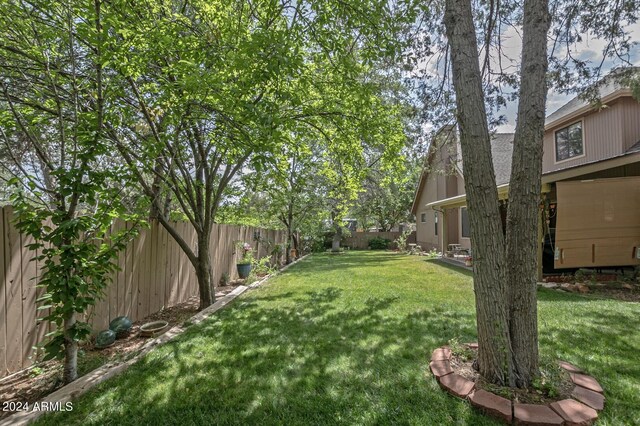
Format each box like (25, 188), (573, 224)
(412, 69), (640, 273)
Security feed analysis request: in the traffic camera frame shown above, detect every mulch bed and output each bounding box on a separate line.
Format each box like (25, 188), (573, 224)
(541, 274), (640, 302)
(0, 284), (242, 419)
(450, 348), (574, 405)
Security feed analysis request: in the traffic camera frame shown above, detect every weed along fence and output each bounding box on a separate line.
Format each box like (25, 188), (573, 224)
(344, 231), (416, 249)
(0, 206), (286, 379)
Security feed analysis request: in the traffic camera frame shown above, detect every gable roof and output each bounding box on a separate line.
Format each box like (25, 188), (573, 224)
(411, 130), (514, 215)
(491, 133), (514, 185)
(453, 133), (514, 186)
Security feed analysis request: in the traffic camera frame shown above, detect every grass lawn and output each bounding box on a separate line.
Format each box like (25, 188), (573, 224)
(38, 252), (640, 425)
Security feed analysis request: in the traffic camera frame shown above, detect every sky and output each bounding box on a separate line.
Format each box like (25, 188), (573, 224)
(494, 21), (640, 133)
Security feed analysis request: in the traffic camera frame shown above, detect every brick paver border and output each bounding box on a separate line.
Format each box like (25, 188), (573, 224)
(430, 344), (604, 425)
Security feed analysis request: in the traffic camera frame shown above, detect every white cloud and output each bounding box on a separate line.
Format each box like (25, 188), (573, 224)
(495, 21), (640, 133)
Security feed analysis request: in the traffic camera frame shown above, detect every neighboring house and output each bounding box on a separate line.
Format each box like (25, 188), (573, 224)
(412, 68), (640, 272)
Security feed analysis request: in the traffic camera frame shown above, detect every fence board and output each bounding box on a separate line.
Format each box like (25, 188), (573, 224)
(21, 230), (37, 368)
(149, 222), (160, 315)
(108, 223), (119, 323)
(4, 207), (23, 373)
(0, 209), (6, 375)
(0, 210), (285, 378)
(132, 227), (145, 321)
(114, 220), (127, 319)
(159, 225), (168, 310)
(124, 222), (135, 319)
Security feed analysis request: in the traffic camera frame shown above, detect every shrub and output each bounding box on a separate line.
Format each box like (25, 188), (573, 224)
(368, 236), (390, 250)
(394, 230), (412, 252)
(252, 256), (276, 277)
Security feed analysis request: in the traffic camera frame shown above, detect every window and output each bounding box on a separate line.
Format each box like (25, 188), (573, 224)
(434, 212), (438, 235)
(461, 207), (470, 238)
(420, 213), (426, 223)
(555, 121), (583, 162)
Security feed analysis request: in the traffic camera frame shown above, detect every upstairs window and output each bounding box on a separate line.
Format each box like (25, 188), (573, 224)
(555, 122), (583, 162)
(420, 213), (426, 223)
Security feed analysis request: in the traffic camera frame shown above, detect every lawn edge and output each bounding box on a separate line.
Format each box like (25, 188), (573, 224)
(1, 254), (311, 426)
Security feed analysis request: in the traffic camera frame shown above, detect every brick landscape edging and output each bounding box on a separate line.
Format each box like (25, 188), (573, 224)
(429, 344), (604, 425)
(1, 254), (311, 426)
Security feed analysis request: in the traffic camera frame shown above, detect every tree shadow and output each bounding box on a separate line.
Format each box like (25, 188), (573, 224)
(39, 285), (493, 425)
(424, 258), (473, 277)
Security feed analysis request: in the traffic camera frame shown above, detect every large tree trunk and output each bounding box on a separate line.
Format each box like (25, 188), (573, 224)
(444, 0), (514, 386)
(62, 312), (78, 384)
(195, 232), (215, 309)
(505, 0), (551, 387)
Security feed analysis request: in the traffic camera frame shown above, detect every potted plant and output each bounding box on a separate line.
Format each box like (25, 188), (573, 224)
(236, 242), (254, 279)
(464, 256), (472, 267)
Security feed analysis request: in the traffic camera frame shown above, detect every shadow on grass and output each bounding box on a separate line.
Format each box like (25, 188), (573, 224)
(425, 258), (473, 277)
(537, 306), (640, 424)
(39, 286), (492, 426)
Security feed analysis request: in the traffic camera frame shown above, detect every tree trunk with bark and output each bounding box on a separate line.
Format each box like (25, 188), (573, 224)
(444, 0), (514, 386)
(505, 0), (551, 387)
(194, 231), (215, 309)
(62, 312), (78, 384)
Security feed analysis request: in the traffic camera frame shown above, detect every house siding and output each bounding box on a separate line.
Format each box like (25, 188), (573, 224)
(415, 134), (459, 251)
(543, 100), (625, 174)
(621, 97), (640, 150)
(415, 175), (442, 251)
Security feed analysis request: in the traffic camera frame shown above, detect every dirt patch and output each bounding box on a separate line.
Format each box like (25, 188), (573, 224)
(450, 347), (574, 405)
(0, 284), (242, 419)
(542, 273), (640, 302)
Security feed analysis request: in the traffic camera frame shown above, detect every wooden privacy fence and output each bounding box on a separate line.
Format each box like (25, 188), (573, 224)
(0, 206), (286, 379)
(344, 231), (416, 249)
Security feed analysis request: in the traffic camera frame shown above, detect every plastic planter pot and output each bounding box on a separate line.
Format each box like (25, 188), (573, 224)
(237, 263), (252, 279)
(140, 320), (169, 337)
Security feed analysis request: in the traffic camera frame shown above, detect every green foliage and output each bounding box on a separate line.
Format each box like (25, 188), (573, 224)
(0, 0), (140, 375)
(532, 357), (569, 399)
(251, 256), (277, 277)
(219, 273), (230, 287)
(394, 230), (412, 252)
(368, 236), (390, 250)
(11, 189), (138, 362)
(235, 242), (254, 265)
(448, 337), (475, 361)
(424, 248), (441, 259)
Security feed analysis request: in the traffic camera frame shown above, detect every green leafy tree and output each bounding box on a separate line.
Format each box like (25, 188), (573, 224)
(101, 0), (415, 303)
(0, 0), (137, 383)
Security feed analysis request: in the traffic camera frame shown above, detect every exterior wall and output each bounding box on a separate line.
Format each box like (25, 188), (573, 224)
(453, 176), (471, 249)
(415, 136), (459, 251)
(543, 100), (626, 174)
(542, 96), (640, 175)
(554, 177), (640, 269)
(621, 97), (640, 151)
(415, 175), (443, 251)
